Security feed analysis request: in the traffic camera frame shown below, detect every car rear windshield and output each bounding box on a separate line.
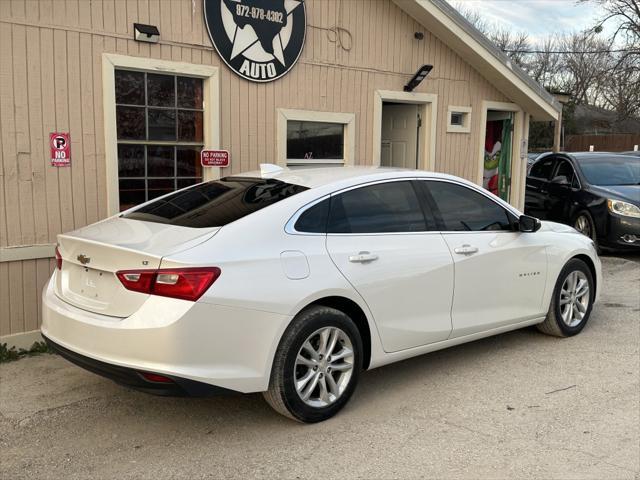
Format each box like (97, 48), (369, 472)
(579, 157), (640, 186)
(122, 177), (308, 227)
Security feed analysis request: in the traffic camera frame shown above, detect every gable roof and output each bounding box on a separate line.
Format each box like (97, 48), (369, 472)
(394, 0), (561, 121)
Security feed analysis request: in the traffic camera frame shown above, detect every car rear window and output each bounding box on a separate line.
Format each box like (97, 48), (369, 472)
(122, 177), (308, 227)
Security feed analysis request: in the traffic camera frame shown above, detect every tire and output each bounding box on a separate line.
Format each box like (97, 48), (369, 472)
(573, 210), (597, 243)
(537, 258), (595, 337)
(263, 306), (363, 423)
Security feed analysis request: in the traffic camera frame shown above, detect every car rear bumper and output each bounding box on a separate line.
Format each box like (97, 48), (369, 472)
(42, 334), (237, 396)
(42, 273), (292, 393)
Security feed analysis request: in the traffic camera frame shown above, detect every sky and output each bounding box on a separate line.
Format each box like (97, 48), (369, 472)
(450, 0), (609, 43)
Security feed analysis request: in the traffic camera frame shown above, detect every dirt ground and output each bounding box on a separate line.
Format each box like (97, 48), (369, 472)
(1, 254), (639, 480)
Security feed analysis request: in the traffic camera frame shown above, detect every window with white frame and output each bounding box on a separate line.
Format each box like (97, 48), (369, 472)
(278, 109), (355, 166)
(115, 70), (205, 211)
(447, 106), (472, 133)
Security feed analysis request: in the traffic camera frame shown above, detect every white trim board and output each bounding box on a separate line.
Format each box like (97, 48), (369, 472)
(102, 54), (221, 216)
(0, 244), (56, 263)
(373, 90), (438, 171)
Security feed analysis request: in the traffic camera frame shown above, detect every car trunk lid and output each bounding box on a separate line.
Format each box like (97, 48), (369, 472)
(55, 216), (219, 317)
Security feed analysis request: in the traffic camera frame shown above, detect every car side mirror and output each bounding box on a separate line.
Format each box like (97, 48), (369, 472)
(551, 175), (569, 186)
(519, 215), (541, 233)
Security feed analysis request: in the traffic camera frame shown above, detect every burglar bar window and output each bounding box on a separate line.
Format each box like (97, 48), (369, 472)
(115, 69), (204, 211)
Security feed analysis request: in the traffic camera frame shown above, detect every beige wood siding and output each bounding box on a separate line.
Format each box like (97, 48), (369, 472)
(0, 0), (512, 338)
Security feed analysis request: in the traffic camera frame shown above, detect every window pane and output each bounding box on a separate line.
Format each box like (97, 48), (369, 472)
(147, 73), (175, 107)
(555, 160), (575, 182)
(177, 147), (202, 177)
(119, 179), (146, 211)
(123, 177), (308, 227)
(116, 106), (146, 140)
(177, 110), (204, 142)
(177, 178), (201, 189)
(328, 182), (426, 233)
(177, 76), (203, 109)
(118, 144), (145, 177)
(147, 145), (175, 177)
(147, 178), (175, 200)
(148, 108), (176, 141)
(295, 199), (330, 233)
(427, 181), (512, 231)
(529, 158), (555, 180)
(115, 70), (145, 105)
(287, 121), (344, 160)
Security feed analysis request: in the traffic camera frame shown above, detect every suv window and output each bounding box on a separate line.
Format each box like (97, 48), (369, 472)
(529, 158), (556, 180)
(123, 177), (308, 227)
(426, 181), (514, 232)
(327, 181), (427, 233)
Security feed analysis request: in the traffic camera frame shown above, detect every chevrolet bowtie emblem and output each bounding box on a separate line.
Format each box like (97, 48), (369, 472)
(77, 254), (91, 265)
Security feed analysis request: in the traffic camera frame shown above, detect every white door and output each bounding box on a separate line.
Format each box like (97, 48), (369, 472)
(325, 180), (454, 352)
(381, 104), (419, 169)
(422, 180), (548, 337)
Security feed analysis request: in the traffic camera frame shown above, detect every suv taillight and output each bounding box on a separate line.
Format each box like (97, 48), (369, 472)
(55, 246), (62, 270)
(116, 267), (221, 301)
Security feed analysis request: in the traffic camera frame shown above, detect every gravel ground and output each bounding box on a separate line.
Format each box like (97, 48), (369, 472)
(1, 254), (639, 480)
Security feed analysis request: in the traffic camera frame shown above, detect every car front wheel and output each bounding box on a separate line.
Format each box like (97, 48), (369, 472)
(263, 306), (363, 423)
(537, 258), (594, 337)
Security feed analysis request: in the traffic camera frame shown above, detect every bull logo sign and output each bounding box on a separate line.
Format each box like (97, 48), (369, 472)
(204, 0), (306, 82)
(50, 132), (71, 167)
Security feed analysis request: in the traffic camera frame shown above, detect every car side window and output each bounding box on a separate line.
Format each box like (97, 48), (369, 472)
(529, 158), (556, 180)
(555, 159), (579, 188)
(294, 198), (330, 233)
(327, 181), (429, 234)
(425, 181), (514, 232)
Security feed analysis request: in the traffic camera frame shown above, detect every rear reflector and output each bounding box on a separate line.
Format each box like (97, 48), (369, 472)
(139, 372), (174, 383)
(116, 267), (221, 301)
(55, 246), (62, 270)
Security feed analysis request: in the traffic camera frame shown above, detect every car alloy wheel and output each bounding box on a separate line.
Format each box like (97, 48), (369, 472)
(574, 215), (592, 238)
(559, 270), (590, 327)
(294, 327), (354, 408)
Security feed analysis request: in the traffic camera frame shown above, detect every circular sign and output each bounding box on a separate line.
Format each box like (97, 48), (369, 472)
(204, 0), (306, 83)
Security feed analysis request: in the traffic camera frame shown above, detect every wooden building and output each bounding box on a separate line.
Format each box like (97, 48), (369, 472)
(0, 0), (560, 347)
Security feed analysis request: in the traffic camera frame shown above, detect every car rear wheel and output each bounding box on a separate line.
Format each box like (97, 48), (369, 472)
(537, 258), (594, 337)
(263, 306), (363, 423)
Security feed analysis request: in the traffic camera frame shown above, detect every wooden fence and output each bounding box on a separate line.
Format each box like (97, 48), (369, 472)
(565, 133), (640, 152)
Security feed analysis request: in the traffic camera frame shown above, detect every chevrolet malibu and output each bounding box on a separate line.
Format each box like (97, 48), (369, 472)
(42, 166), (601, 422)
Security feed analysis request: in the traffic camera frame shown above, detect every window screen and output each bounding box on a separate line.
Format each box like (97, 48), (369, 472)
(426, 181), (513, 232)
(115, 70), (204, 211)
(327, 181), (427, 233)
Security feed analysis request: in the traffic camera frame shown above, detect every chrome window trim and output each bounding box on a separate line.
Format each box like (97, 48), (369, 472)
(285, 176), (522, 236)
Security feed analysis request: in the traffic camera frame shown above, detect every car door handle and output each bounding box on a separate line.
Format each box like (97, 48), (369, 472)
(348, 251), (379, 263)
(453, 244), (478, 255)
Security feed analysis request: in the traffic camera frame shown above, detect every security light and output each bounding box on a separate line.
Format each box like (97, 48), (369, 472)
(134, 23), (160, 44)
(404, 65), (432, 92)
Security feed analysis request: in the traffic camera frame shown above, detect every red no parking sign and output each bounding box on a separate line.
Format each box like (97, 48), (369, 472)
(50, 132), (71, 167)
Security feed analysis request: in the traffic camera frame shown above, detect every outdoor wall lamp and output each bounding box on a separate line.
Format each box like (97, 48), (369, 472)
(404, 64), (433, 92)
(134, 23), (160, 44)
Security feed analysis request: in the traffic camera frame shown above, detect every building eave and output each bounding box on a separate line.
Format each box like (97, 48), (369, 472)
(395, 0), (561, 121)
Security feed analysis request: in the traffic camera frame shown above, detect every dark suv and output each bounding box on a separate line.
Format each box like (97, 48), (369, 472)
(525, 152), (640, 251)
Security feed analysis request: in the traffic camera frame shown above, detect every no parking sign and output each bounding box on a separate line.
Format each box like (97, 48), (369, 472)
(50, 132), (71, 167)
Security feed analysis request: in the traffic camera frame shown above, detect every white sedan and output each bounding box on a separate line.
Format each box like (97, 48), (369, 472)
(42, 166), (601, 422)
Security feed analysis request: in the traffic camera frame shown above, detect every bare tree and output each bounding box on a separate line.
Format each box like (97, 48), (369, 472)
(583, 0), (640, 47)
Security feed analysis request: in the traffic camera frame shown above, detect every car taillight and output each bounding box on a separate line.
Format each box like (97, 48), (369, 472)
(55, 246), (62, 270)
(116, 267), (220, 301)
